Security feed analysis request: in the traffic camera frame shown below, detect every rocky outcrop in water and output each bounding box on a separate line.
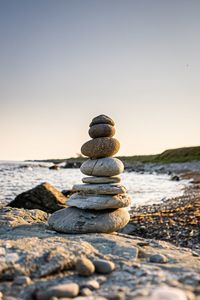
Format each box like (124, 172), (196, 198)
(7, 182), (67, 213)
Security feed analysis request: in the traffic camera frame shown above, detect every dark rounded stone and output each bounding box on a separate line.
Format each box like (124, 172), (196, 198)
(89, 124), (115, 138)
(89, 114), (115, 127)
(81, 137), (120, 158)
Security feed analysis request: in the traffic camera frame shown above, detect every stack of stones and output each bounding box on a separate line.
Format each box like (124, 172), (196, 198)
(49, 115), (131, 233)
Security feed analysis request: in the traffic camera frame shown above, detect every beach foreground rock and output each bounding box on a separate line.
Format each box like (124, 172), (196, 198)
(0, 207), (199, 300)
(49, 114), (131, 233)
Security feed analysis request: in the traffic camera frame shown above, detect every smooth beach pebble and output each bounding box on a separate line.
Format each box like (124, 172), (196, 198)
(67, 193), (132, 210)
(48, 207), (130, 233)
(89, 114), (115, 127)
(80, 279), (100, 290)
(151, 286), (188, 300)
(82, 176), (121, 184)
(106, 292), (125, 300)
(76, 256), (95, 276)
(81, 137), (120, 158)
(80, 157), (124, 177)
(14, 275), (32, 285)
(35, 283), (79, 300)
(149, 253), (168, 263)
(73, 297), (107, 300)
(89, 124), (115, 138)
(93, 259), (115, 274)
(72, 183), (126, 195)
(80, 287), (93, 296)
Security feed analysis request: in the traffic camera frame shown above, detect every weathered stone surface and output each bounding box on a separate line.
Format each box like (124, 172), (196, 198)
(80, 287), (93, 296)
(81, 158), (124, 177)
(93, 259), (115, 274)
(35, 283), (79, 300)
(76, 257), (95, 276)
(89, 124), (115, 138)
(81, 137), (120, 158)
(67, 193), (131, 210)
(48, 207), (130, 233)
(149, 253), (168, 263)
(89, 114), (115, 127)
(0, 213), (199, 300)
(0, 207), (48, 234)
(13, 275), (32, 285)
(80, 279), (100, 290)
(151, 286), (188, 300)
(82, 176), (121, 184)
(7, 182), (67, 213)
(72, 183), (126, 195)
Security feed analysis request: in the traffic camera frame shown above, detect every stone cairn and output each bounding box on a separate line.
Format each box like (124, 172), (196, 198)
(49, 115), (131, 233)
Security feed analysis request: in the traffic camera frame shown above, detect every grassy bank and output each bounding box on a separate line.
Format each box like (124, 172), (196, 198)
(119, 146), (200, 164)
(32, 146), (200, 165)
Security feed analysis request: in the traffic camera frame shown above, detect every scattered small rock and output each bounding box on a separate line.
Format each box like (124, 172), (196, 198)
(35, 283), (79, 300)
(81, 279), (100, 290)
(93, 259), (115, 274)
(49, 165), (60, 170)
(107, 292), (125, 300)
(149, 254), (168, 263)
(14, 275), (32, 285)
(0, 247), (6, 256)
(74, 297), (107, 300)
(76, 256), (95, 276)
(5, 253), (19, 263)
(80, 287), (93, 296)
(151, 286), (188, 300)
(3, 297), (19, 300)
(171, 175), (180, 181)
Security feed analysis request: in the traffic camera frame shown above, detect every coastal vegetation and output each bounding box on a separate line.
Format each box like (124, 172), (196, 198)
(32, 146), (200, 165)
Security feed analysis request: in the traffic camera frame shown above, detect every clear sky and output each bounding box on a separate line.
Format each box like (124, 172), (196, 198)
(0, 0), (199, 160)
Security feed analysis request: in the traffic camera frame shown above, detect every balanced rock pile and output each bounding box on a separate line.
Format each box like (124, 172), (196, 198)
(49, 115), (131, 233)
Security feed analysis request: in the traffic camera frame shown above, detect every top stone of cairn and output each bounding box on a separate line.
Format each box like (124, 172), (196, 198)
(89, 114), (115, 127)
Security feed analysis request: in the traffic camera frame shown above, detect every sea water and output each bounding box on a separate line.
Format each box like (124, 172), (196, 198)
(0, 161), (189, 207)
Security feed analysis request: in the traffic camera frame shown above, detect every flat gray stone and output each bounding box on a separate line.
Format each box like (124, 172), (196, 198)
(48, 207), (130, 233)
(67, 193), (132, 210)
(82, 176), (121, 184)
(72, 183), (126, 195)
(35, 283), (79, 300)
(80, 157), (124, 177)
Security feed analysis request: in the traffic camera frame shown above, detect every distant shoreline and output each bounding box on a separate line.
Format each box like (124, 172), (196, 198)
(27, 145), (200, 165)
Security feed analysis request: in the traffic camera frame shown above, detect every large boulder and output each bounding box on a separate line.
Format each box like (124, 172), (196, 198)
(48, 207), (130, 233)
(8, 182), (67, 213)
